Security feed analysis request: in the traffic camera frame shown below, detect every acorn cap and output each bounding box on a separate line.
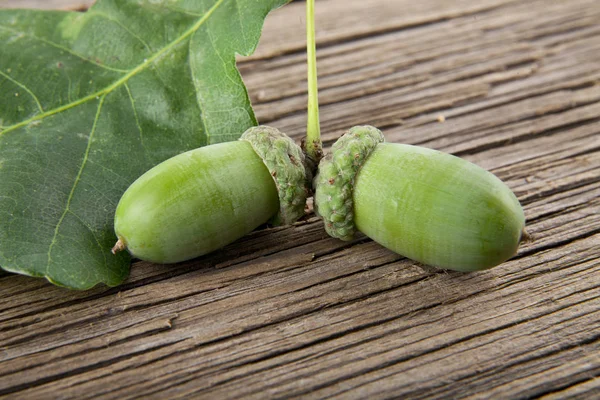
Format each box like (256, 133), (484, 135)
(314, 125), (385, 240)
(241, 126), (310, 225)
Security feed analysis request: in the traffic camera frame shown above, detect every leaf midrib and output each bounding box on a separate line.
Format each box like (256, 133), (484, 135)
(0, 0), (225, 138)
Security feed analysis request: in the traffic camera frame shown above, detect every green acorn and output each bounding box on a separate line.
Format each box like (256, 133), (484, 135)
(314, 126), (526, 271)
(112, 126), (309, 264)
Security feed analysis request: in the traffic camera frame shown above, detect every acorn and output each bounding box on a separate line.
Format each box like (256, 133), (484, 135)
(112, 126), (309, 264)
(314, 126), (525, 271)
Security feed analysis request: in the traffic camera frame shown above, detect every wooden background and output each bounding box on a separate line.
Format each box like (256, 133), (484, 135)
(1, 0), (599, 398)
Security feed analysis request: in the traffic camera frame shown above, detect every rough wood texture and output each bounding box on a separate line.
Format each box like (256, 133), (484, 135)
(1, 0), (599, 398)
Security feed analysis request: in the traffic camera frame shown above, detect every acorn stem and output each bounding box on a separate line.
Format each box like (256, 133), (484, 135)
(111, 238), (126, 254)
(305, 0), (323, 166)
(520, 228), (533, 243)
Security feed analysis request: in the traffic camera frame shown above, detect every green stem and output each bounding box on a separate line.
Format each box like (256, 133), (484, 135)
(305, 0), (323, 164)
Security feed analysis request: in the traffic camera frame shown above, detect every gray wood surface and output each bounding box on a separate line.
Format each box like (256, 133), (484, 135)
(1, 0), (599, 398)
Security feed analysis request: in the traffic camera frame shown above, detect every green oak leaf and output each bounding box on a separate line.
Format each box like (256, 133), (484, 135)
(0, 0), (289, 289)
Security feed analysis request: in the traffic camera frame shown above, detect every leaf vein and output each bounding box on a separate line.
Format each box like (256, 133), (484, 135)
(0, 69), (44, 113)
(124, 83), (147, 157)
(143, 3), (204, 17)
(208, 28), (242, 89)
(0, 24), (131, 74)
(46, 94), (106, 273)
(89, 10), (153, 53)
(189, 33), (209, 144)
(86, 159), (130, 187)
(67, 209), (107, 269)
(234, 0), (248, 45)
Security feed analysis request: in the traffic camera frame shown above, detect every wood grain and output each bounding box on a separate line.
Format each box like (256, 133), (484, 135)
(1, 0), (599, 399)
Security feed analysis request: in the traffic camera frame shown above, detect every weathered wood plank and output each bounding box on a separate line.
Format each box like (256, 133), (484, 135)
(5, 235), (597, 398)
(0, 0), (599, 398)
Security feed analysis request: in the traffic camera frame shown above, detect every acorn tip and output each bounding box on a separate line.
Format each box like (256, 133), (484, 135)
(111, 239), (126, 254)
(520, 228), (532, 243)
